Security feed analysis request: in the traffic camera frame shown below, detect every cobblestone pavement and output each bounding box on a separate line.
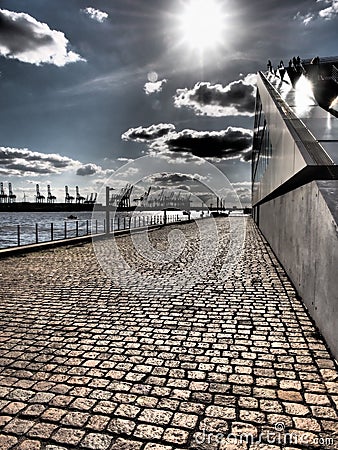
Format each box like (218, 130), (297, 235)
(0, 217), (337, 450)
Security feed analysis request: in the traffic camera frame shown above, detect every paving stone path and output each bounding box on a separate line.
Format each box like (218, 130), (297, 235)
(0, 217), (337, 450)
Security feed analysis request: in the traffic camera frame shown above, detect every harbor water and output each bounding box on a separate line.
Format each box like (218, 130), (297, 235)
(0, 210), (200, 249)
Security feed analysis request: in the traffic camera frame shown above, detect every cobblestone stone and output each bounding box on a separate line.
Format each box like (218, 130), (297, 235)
(0, 218), (338, 449)
(0, 435), (18, 449)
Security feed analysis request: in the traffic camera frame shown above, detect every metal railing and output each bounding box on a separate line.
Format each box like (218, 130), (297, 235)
(2, 214), (182, 249)
(332, 64), (338, 84)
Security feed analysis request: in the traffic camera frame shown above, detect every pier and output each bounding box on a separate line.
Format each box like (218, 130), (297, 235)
(0, 217), (337, 449)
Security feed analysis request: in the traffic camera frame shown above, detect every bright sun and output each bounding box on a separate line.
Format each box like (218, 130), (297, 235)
(179, 0), (225, 50)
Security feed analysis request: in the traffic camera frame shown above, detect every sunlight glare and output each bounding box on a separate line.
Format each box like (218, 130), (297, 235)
(330, 96), (338, 110)
(294, 75), (315, 115)
(179, 0), (225, 50)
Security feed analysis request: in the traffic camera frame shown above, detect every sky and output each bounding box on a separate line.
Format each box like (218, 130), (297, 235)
(0, 0), (337, 206)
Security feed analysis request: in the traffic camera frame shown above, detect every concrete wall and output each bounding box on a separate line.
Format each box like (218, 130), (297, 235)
(253, 74), (309, 206)
(256, 180), (338, 360)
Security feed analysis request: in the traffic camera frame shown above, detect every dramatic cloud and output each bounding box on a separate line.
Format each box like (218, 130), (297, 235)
(0, 9), (85, 66)
(295, 0), (338, 24)
(318, 0), (338, 19)
(148, 172), (207, 186)
(122, 124), (253, 162)
(174, 74), (257, 117)
(0, 147), (81, 176)
(82, 7), (108, 23)
(164, 128), (253, 160)
(144, 79), (167, 95)
(76, 163), (100, 176)
(122, 123), (176, 142)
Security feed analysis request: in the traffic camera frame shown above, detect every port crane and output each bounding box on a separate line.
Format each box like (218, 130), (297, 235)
(47, 185), (56, 203)
(0, 182), (7, 203)
(35, 184), (45, 203)
(76, 186), (86, 204)
(65, 186), (74, 203)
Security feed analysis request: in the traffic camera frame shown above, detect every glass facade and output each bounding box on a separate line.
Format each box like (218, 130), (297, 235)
(252, 91), (273, 185)
(253, 69), (338, 208)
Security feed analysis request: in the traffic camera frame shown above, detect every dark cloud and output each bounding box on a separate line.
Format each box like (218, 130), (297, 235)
(174, 74), (257, 117)
(0, 146), (79, 175)
(149, 172), (206, 185)
(4, 163), (51, 174)
(0, 8), (84, 66)
(123, 124), (253, 162)
(165, 128), (253, 160)
(239, 149), (253, 163)
(122, 123), (176, 142)
(76, 163), (98, 176)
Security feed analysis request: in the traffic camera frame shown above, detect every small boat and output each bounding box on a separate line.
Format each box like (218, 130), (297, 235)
(65, 214), (78, 220)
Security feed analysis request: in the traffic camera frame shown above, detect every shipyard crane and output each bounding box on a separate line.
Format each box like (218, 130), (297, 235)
(35, 184), (45, 203)
(76, 186), (86, 204)
(133, 186), (152, 206)
(143, 186), (151, 204)
(8, 183), (16, 203)
(142, 186), (153, 208)
(65, 186), (74, 203)
(109, 184), (133, 208)
(119, 184), (133, 208)
(84, 192), (97, 204)
(0, 182), (8, 203)
(47, 185), (56, 203)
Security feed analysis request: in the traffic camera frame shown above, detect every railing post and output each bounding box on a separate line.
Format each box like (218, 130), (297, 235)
(95, 219), (98, 234)
(51, 223), (54, 241)
(86, 219), (89, 235)
(64, 221), (67, 239)
(118, 217), (120, 230)
(103, 218), (106, 233)
(17, 224), (20, 247)
(35, 223), (39, 244)
(124, 217), (126, 229)
(76, 220), (79, 237)
(106, 186), (110, 235)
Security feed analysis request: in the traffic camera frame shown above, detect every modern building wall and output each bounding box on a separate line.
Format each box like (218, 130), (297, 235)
(257, 180), (338, 359)
(252, 66), (338, 360)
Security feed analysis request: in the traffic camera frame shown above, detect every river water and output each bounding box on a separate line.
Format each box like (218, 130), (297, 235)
(0, 210), (198, 248)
